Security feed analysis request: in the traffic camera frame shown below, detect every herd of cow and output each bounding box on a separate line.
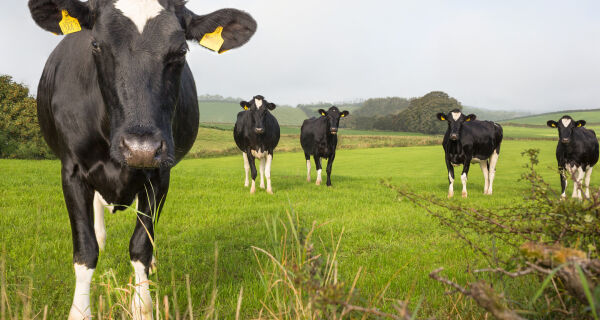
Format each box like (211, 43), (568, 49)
(26, 0), (599, 319)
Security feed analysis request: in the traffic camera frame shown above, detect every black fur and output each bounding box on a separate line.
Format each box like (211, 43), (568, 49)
(29, 0), (256, 285)
(300, 106), (349, 186)
(547, 116), (599, 197)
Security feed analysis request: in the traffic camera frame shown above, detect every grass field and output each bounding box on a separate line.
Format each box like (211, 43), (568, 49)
(502, 124), (600, 139)
(199, 101), (308, 126)
(502, 109), (600, 125)
(0, 139), (588, 318)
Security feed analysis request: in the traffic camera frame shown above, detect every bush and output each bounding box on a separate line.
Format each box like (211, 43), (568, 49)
(0, 75), (53, 159)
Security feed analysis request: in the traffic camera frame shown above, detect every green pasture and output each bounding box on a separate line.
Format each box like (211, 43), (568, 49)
(199, 101), (306, 126)
(0, 139), (588, 318)
(200, 123), (427, 136)
(502, 124), (600, 139)
(503, 109), (600, 125)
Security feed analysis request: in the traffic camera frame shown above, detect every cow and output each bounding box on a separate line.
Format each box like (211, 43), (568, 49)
(547, 116), (599, 199)
(300, 106), (349, 186)
(436, 110), (503, 198)
(233, 95), (280, 194)
(27, 0), (256, 318)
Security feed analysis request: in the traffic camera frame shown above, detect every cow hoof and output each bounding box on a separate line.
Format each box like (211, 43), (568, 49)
(260, 185), (265, 189)
(316, 180), (321, 186)
(462, 192), (468, 198)
(250, 187), (255, 194)
(244, 182), (249, 187)
(447, 193), (454, 198)
(307, 177), (311, 182)
(149, 256), (157, 275)
(267, 189), (273, 194)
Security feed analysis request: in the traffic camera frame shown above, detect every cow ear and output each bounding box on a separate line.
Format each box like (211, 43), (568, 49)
(465, 114), (476, 122)
(547, 120), (558, 128)
(340, 111), (349, 118)
(266, 103), (276, 111)
(240, 101), (250, 110)
(576, 120), (586, 127)
(436, 113), (447, 121)
(318, 109), (327, 116)
(178, 6), (257, 54)
(28, 0), (94, 35)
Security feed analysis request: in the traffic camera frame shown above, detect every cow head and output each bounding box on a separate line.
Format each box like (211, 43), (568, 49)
(240, 95), (276, 135)
(28, 0), (257, 168)
(547, 116), (586, 144)
(436, 109), (476, 141)
(318, 106), (349, 135)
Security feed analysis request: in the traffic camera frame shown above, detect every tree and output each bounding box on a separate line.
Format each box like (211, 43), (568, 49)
(0, 75), (53, 159)
(394, 91), (462, 134)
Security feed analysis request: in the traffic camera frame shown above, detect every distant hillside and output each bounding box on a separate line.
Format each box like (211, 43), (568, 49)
(500, 109), (600, 125)
(461, 106), (530, 121)
(198, 101), (307, 125)
(297, 101), (363, 117)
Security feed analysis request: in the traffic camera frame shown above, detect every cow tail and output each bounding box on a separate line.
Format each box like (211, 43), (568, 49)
(495, 123), (503, 154)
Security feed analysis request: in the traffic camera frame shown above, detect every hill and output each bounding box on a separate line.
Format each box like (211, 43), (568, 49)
(462, 106), (530, 121)
(198, 101), (308, 125)
(500, 109), (600, 125)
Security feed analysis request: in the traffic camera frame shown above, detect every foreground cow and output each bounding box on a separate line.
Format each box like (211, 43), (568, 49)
(300, 106), (349, 186)
(437, 110), (503, 198)
(547, 116), (599, 199)
(234, 95), (280, 194)
(28, 0), (256, 318)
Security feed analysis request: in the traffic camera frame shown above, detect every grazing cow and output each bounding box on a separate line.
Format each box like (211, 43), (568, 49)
(28, 0), (256, 318)
(436, 110), (503, 198)
(547, 116), (599, 199)
(234, 95), (280, 194)
(300, 106), (349, 186)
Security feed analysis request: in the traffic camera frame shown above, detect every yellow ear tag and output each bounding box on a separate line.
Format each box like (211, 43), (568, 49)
(199, 26), (225, 52)
(552, 123), (557, 127)
(341, 114), (345, 117)
(243, 106), (248, 110)
(466, 118), (471, 122)
(321, 112), (325, 116)
(578, 123), (582, 127)
(440, 116), (445, 120)
(59, 10), (82, 35)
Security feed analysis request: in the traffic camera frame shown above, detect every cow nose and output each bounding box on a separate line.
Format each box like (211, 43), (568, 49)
(450, 134), (458, 140)
(255, 128), (264, 134)
(330, 127), (338, 134)
(561, 138), (570, 144)
(120, 136), (165, 168)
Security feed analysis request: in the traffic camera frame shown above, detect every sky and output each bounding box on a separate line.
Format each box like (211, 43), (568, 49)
(2, 0), (599, 111)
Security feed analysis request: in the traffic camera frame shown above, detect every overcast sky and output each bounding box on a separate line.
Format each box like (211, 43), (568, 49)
(2, 0), (599, 111)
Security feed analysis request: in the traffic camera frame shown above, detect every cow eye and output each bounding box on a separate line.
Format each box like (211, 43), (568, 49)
(166, 47), (188, 64)
(91, 40), (100, 51)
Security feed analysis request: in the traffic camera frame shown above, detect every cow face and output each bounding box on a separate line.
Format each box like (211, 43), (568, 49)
(436, 110), (476, 141)
(547, 116), (586, 144)
(240, 96), (276, 135)
(318, 106), (349, 135)
(29, 0), (257, 168)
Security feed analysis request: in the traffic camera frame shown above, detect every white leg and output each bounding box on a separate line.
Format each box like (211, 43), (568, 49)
(480, 161), (490, 195)
(93, 192), (107, 251)
(584, 166), (593, 198)
(131, 261), (153, 320)
(448, 172), (454, 198)
(488, 151), (499, 195)
(316, 169), (322, 186)
(149, 255), (157, 275)
(561, 170), (568, 199)
(266, 154), (273, 194)
(250, 179), (256, 194)
(243, 152), (250, 187)
(575, 166), (584, 199)
(461, 173), (468, 198)
(259, 158), (266, 189)
(306, 160), (311, 182)
(68, 264), (94, 320)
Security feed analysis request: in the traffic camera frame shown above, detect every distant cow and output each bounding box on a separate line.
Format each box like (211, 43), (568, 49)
(28, 0), (256, 318)
(234, 95), (280, 194)
(437, 110), (503, 198)
(300, 106), (349, 186)
(547, 116), (599, 199)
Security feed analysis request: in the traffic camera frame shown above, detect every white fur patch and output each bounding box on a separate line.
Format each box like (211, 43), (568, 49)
(131, 261), (153, 320)
(114, 0), (164, 34)
(561, 118), (572, 127)
(452, 112), (462, 121)
(255, 98), (263, 109)
(93, 191), (107, 251)
(69, 264), (94, 320)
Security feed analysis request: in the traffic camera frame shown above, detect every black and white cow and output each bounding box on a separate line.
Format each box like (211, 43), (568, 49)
(233, 95), (280, 194)
(437, 110), (503, 198)
(547, 116), (599, 199)
(300, 106), (349, 186)
(28, 0), (256, 318)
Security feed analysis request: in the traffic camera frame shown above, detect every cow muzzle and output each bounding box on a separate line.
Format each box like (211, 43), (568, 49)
(255, 128), (264, 134)
(120, 135), (166, 168)
(330, 127), (338, 135)
(561, 138), (570, 144)
(450, 133), (458, 141)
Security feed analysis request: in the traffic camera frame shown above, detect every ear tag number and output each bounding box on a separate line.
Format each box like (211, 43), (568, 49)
(200, 26), (225, 53)
(59, 10), (82, 35)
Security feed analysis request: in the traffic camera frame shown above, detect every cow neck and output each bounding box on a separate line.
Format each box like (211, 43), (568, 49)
(447, 139), (462, 154)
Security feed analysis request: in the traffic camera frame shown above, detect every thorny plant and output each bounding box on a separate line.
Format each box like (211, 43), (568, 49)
(385, 148), (600, 319)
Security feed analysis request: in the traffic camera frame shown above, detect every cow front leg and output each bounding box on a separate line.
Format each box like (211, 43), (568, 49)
(314, 156), (323, 185)
(247, 152), (258, 193)
(446, 158), (455, 198)
(242, 152), (250, 187)
(480, 161), (490, 195)
(573, 166), (584, 199)
(265, 153), (273, 194)
(461, 161), (471, 198)
(305, 153), (311, 182)
(326, 153), (335, 186)
(487, 150), (499, 195)
(62, 168), (97, 320)
(584, 166), (593, 198)
(130, 187), (163, 320)
(259, 157), (266, 189)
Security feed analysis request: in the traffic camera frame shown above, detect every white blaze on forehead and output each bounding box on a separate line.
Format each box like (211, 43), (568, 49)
(561, 118), (572, 127)
(114, 0), (164, 34)
(451, 112), (462, 121)
(255, 98), (263, 109)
